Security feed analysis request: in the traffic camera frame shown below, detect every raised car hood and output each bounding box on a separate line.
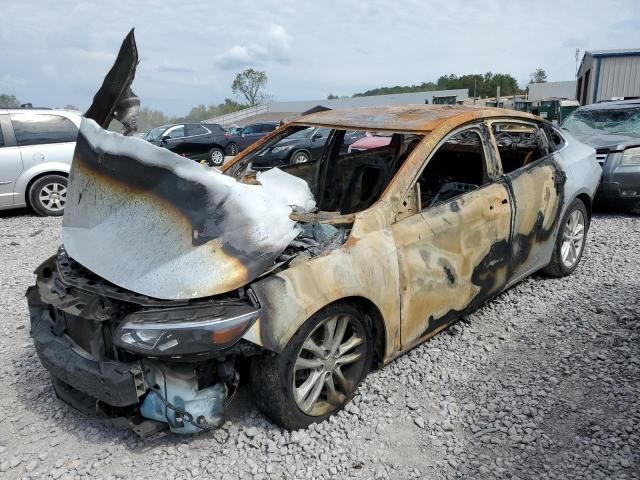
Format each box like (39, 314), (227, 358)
(62, 118), (315, 300)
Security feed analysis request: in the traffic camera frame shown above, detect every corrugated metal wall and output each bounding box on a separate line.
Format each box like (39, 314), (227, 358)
(597, 56), (640, 101)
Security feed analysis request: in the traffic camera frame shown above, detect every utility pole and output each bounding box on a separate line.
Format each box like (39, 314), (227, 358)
(575, 48), (580, 77)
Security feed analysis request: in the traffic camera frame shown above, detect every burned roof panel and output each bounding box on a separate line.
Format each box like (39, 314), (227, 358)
(292, 104), (541, 133)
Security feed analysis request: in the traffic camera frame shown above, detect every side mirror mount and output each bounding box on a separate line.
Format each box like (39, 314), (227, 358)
(160, 134), (170, 143)
(312, 133), (323, 141)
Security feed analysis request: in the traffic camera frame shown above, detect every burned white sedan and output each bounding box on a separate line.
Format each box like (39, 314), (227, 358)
(28, 33), (601, 435)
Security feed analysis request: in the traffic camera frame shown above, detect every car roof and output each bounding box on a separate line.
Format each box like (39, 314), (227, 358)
(292, 104), (542, 133)
(577, 99), (640, 111)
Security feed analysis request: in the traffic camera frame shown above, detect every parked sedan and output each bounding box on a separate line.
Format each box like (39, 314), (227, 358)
(251, 126), (331, 169)
(224, 122), (279, 155)
(29, 32), (601, 437)
(561, 99), (640, 207)
(143, 122), (228, 166)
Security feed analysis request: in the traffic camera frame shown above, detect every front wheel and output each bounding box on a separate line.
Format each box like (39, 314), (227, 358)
(207, 147), (225, 166)
(291, 151), (310, 164)
(543, 198), (589, 277)
(250, 303), (372, 430)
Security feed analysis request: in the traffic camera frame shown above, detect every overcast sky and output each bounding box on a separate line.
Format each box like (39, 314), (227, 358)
(2, 0), (639, 115)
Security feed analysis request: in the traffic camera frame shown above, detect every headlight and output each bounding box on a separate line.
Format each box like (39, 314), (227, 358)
(271, 145), (293, 153)
(621, 147), (640, 166)
(113, 303), (259, 356)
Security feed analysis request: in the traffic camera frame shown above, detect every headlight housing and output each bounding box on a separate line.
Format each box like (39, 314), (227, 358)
(621, 147), (640, 166)
(113, 302), (259, 356)
(271, 145), (293, 153)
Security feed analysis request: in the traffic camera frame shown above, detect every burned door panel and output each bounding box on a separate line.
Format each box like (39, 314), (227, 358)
(392, 182), (512, 347)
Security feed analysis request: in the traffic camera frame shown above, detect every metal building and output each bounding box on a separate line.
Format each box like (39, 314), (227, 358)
(576, 49), (640, 105)
(528, 80), (576, 102)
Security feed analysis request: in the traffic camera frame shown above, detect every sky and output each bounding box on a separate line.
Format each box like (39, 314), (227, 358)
(1, 0), (639, 116)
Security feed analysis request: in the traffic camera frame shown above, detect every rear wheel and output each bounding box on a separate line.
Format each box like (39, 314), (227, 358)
(544, 198), (588, 277)
(207, 147), (225, 166)
(29, 174), (68, 216)
(251, 303), (372, 430)
(228, 143), (238, 156)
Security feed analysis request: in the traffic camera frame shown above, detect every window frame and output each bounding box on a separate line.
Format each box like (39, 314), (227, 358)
(185, 124), (209, 137)
(397, 122), (497, 217)
(485, 119), (551, 176)
(9, 113), (78, 147)
(164, 125), (185, 140)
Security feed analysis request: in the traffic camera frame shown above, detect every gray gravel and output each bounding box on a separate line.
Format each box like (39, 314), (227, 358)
(0, 207), (638, 480)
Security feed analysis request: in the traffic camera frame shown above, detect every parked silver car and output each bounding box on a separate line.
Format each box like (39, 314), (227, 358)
(0, 109), (80, 215)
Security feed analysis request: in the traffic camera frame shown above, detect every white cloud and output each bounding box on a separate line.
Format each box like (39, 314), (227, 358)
(214, 22), (292, 69)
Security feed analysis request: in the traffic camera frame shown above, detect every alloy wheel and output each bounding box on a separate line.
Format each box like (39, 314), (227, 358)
(292, 314), (366, 416)
(39, 182), (67, 212)
(560, 209), (585, 268)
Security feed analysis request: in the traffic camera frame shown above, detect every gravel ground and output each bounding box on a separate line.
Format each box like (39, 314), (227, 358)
(0, 207), (638, 480)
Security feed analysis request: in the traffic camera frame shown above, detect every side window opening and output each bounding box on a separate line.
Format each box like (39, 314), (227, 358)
(322, 131), (423, 214)
(491, 122), (546, 174)
(417, 129), (488, 210)
(545, 125), (565, 150)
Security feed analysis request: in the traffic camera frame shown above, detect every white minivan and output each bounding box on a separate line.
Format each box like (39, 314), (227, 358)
(0, 109), (81, 216)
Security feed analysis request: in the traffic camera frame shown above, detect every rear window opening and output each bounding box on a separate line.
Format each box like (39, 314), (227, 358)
(491, 123), (546, 174)
(229, 126), (423, 216)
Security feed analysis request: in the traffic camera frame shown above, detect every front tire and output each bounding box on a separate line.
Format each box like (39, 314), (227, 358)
(29, 174), (68, 216)
(251, 303), (372, 430)
(543, 198), (589, 277)
(207, 147), (225, 166)
(291, 151), (310, 164)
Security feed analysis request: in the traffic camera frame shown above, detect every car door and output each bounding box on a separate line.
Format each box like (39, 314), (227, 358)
(0, 114), (22, 206)
(9, 113), (77, 204)
(161, 125), (185, 152)
(487, 120), (564, 284)
(180, 124), (210, 157)
(391, 125), (512, 348)
(308, 127), (331, 160)
(238, 125), (262, 150)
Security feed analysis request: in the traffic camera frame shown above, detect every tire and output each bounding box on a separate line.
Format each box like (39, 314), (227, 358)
(543, 198), (589, 277)
(29, 174), (68, 216)
(207, 147), (225, 166)
(250, 303), (373, 430)
(291, 151), (310, 164)
(227, 143), (238, 156)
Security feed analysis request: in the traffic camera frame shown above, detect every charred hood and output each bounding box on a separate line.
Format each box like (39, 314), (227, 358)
(62, 30), (315, 300)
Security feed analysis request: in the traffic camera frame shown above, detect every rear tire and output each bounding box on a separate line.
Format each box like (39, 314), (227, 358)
(250, 303), (372, 430)
(543, 198), (589, 277)
(207, 147), (225, 166)
(29, 174), (68, 216)
(228, 143), (239, 156)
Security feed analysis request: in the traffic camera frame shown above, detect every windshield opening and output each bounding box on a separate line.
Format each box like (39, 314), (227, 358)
(562, 107), (640, 136)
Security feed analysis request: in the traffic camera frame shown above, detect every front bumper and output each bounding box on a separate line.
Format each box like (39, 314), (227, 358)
(28, 286), (143, 407)
(597, 153), (640, 203)
(25, 253), (261, 434)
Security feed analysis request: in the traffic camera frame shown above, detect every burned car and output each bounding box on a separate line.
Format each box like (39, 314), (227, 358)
(28, 32), (601, 435)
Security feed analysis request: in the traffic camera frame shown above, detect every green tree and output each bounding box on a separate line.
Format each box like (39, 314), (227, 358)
(529, 68), (547, 84)
(231, 69), (268, 106)
(0, 94), (20, 108)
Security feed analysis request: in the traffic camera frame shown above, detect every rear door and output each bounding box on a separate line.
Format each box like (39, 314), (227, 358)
(0, 114), (22, 206)
(9, 113), (77, 204)
(487, 120), (564, 283)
